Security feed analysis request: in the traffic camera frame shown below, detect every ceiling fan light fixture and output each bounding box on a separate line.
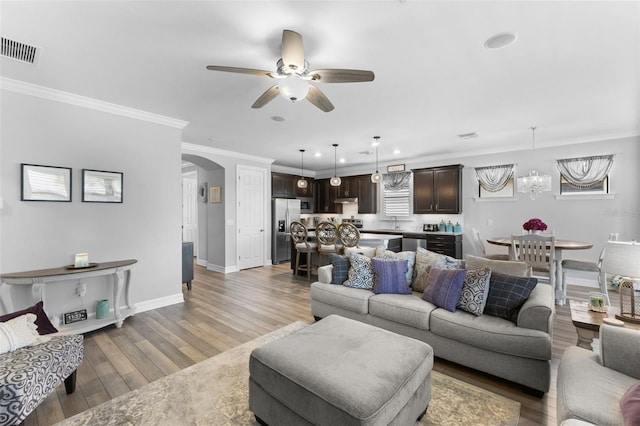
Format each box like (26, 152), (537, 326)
(297, 149), (308, 189)
(371, 136), (381, 184)
(278, 76), (309, 102)
(330, 144), (342, 187)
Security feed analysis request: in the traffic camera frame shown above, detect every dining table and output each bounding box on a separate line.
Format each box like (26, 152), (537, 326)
(486, 236), (593, 305)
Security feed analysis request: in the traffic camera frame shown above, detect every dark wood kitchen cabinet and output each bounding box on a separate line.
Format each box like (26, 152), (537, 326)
(314, 179), (342, 214)
(352, 175), (377, 214)
(271, 172), (295, 198)
(412, 165), (463, 214)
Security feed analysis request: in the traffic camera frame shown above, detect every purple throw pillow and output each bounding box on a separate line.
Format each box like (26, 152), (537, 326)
(0, 301), (58, 335)
(421, 267), (467, 312)
(372, 258), (411, 295)
(621, 382), (640, 426)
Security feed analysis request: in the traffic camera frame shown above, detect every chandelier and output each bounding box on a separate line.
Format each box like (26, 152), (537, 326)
(517, 126), (551, 200)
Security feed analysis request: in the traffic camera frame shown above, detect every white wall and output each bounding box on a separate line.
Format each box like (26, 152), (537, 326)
(0, 90), (184, 313)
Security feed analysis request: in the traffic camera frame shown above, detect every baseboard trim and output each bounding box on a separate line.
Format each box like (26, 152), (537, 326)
(135, 293), (184, 313)
(206, 263), (238, 274)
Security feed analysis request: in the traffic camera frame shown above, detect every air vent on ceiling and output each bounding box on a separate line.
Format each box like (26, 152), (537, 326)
(457, 132), (479, 140)
(1, 37), (40, 64)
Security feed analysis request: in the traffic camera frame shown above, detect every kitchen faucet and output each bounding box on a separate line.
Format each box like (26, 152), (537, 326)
(391, 216), (399, 230)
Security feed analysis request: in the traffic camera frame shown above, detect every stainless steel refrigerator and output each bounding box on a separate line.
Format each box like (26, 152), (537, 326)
(272, 199), (301, 264)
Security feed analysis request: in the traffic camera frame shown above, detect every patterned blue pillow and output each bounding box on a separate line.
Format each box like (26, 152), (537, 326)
(457, 267), (492, 316)
(484, 272), (538, 323)
(371, 258), (411, 294)
(421, 267), (467, 312)
(343, 253), (374, 290)
(329, 254), (350, 285)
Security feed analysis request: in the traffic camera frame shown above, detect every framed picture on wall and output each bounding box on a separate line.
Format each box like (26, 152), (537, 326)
(82, 169), (123, 203)
(209, 186), (221, 203)
(21, 163), (72, 202)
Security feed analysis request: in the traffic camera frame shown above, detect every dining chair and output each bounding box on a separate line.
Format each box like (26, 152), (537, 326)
(337, 223), (361, 249)
(290, 221), (317, 281)
(471, 228), (511, 260)
(561, 233), (618, 305)
(316, 221), (343, 266)
(511, 234), (556, 291)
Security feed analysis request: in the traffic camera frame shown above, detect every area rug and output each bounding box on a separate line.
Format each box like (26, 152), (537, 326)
(56, 321), (520, 425)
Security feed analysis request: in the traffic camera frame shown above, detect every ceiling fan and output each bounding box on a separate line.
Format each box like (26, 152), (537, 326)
(206, 30), (375, 112)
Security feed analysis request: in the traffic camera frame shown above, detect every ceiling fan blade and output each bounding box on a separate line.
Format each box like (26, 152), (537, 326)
(306, 85), (334, 112)
(206, 65), (273, 77)
(309, 69), (375, 83)
(251, 85), (279, 109)
(281, 30), (305, 71)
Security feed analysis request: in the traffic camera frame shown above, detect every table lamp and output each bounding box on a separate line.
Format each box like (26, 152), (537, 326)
(602, 241), (640, 323)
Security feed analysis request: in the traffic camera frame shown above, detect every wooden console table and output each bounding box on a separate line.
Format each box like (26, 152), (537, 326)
(1, 259), (137, 335)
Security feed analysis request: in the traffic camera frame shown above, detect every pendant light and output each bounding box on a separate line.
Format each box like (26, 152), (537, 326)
(371, 136), (381, 183)
(297, 149), (308, 189)
(516, 126), (551, 200)
(330, 144), (342, 186)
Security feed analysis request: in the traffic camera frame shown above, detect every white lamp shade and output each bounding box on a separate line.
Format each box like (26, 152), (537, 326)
(371, 172), (382, 183)
(278, 77), (309, 102)
(297, 178), (308, 189)
(602, 241), (640, 277)
(330, 176), (342, 186)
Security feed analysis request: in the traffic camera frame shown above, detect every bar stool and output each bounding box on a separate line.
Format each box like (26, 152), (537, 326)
(290, 221), (317, 281)
(338, 223), (361, 249)
(316, 222), (343, 266)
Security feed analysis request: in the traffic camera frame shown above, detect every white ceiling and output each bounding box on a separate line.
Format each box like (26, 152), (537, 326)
(2, 1), (638, 174)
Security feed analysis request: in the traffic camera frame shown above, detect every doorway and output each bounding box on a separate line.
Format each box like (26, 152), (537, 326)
(182, 171), (198, 257)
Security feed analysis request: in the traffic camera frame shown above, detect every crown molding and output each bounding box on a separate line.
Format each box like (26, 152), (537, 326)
(1, 77), (189, 129)
(181, 142), (274, 165)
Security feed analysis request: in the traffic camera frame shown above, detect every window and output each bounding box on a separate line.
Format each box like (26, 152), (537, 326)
(382, 172), (411, 217)
(479, 177), (514, 198)
(474, 164), (515, 198)
(557, 155), (613, 195)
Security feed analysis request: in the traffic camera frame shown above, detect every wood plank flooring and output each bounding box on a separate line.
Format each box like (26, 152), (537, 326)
(25, 263), (603, 426)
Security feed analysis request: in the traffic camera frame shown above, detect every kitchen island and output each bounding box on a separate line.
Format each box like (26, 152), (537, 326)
(290, 231), (402, 272)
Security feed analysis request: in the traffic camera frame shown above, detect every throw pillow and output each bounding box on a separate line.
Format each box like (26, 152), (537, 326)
(0, 313), (51, 354)
(0, 301), (58, 335)
(344, 246), (377, 258)
(465, 255), (530, 277)
(371, 258), (411, 295)
(484, 272), (538, 323)
(329, 254), (350, 285)
(343, 253), (375, 290)
(620, 382), (640, 426)
(412, 246), (462, 292)
(375, 249), (416, 286)
(457, 267), (492, 316)
(421, 267), (467, 312)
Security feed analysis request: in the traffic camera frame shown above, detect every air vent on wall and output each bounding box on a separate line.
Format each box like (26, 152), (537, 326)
(457, 132), (478, 140)
(1, 37), (40, 64)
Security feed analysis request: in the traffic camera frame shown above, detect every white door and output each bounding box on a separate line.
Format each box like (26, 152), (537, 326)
(182, 172), (198, 256)
(237, 166), (265, 269)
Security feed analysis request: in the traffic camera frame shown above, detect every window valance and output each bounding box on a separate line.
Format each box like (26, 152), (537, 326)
(556, 155), (613, 188)
(474, 164), (514, 192)
(382, 171), (412, 191)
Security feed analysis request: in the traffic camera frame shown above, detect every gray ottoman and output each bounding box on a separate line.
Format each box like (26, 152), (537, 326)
(249, 315), (433, 426)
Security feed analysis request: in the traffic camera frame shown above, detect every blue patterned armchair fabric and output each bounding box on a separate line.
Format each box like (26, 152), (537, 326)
(0, 334), (84, 426)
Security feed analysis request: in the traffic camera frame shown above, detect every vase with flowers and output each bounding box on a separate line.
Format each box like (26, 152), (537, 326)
(523, 218), (547, 234)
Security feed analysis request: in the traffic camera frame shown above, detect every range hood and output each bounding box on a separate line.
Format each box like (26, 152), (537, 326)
(334, 197), (358, 204)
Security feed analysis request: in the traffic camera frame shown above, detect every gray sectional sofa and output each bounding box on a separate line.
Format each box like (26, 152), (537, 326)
(557, 324), (640, 425)
(310, 256), (555, 395)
